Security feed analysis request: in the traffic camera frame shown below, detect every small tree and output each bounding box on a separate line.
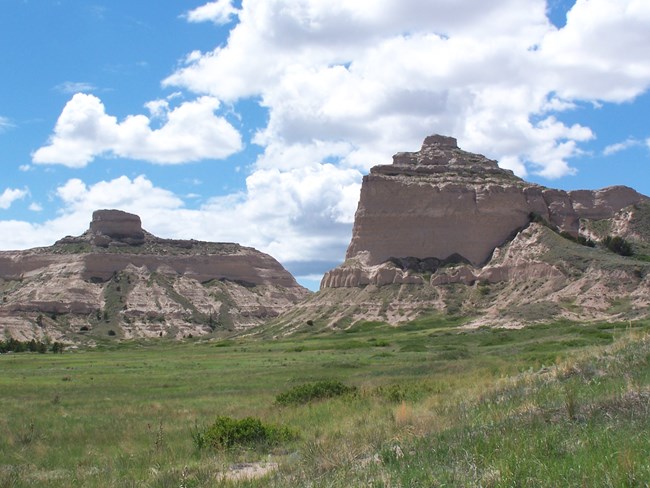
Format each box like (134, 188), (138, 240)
(602, 235), (633, 256)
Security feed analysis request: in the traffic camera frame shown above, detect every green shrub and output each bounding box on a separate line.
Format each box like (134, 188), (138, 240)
(275, 380), (356, 406)
(559, 231), (595, 247)
(528, 211), (547, 225)
(577, 235), (596, 247)
(0, 338), (58, 354)
(193, 416), (295, 450)
(602, 235), (633, 256)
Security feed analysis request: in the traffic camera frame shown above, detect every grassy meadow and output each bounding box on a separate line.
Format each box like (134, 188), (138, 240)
(1, 316), (650, 487)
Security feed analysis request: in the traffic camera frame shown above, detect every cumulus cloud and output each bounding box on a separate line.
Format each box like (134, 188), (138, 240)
(199, 163), (362, 263)
(540, 0), (650, 102)
(184, 0), (239, 25)
(0, 188), (28, 210)
(166, 0), (650, 179)
(32, 94), (243, 167)
(55, 175), (183, 213)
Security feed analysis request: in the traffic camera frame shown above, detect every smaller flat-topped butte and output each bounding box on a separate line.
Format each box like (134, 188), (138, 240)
(0, 210), (308, 341)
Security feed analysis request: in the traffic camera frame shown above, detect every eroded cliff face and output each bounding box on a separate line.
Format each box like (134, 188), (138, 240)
(0, 210), (309, 342)
(327, 135), (648, 285)
(277, 135), (650, 332)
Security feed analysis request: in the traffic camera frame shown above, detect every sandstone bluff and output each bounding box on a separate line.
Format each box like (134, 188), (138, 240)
(271, 135), (650, 332)
(0, 210), (308, 341)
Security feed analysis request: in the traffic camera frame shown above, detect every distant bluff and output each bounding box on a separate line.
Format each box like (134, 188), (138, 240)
(324, 135), (647, 288)
(0, 210), (308, 342)
(48, 209), (300, 286)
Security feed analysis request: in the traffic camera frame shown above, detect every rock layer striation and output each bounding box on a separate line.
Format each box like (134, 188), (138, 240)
(324, 135), (647, 288)
(271, 134), (650, 332)
(0, 210), (308, 342)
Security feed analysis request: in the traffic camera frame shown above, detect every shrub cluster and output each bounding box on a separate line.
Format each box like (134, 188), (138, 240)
(192, 416), (295, 450)
(528, 212), (552, 227)
(559, 231), (595, 247)
(275, 380), (356, 406)
(0, 338), (64, 354)
(602, 235), (633, 256)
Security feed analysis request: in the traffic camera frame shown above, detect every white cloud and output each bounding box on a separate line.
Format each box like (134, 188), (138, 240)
(540, 0), (650, 102)
(32, 94), (243, 167)
(144, 99), (169, 118)
(0, 188), (28, 210)
(165, 0), (650, 180)
(167, 164), (361, 263)
(55, 81), (97, 94)
(604, 138), (643, 156)
(184, 0), (239, 25)
(28, 203), (43, 212)
(55, 175), (183, 213)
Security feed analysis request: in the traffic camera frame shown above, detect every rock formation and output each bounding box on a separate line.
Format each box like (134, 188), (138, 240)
(87, 209), (145, 246)
(340, 134), (646, 273)
(0, 210), (309, 342)
(269, 135), (649, 333)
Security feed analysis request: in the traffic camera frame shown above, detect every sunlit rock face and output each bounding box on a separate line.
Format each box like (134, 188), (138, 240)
(88, 209), (145, 247)
(323, 134), (648, 288)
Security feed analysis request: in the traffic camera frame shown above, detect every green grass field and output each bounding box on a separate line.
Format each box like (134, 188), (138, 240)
(2, 316), (650, 487)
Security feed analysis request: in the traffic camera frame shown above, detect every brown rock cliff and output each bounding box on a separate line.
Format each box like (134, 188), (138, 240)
(341, 135), (647, 271)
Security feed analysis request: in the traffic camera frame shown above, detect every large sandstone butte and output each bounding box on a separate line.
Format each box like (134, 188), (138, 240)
(0, 210), (308, 342)
(268, 135), (649, 333)
(345, 134), (645, 270)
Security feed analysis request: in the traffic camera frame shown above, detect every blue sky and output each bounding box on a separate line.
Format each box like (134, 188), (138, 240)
(1, 0), (649, 290)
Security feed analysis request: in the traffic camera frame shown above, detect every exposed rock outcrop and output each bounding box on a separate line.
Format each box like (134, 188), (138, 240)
(0, 210), (309, 342)
(88, 209), (145, 246)
(271, 220), (650, 334)
(267, 135), (649, 333)
(342, 135), (646, 270)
